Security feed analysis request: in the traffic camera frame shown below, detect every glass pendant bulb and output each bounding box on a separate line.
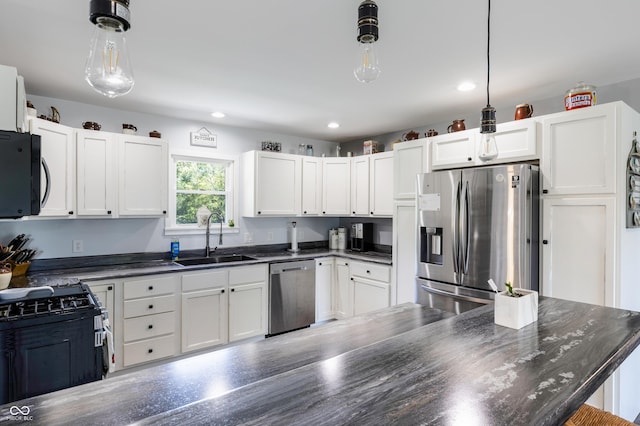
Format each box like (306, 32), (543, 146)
(354, 42), (381, 83)
(478, 104), (498, 161)
(478, 132), (498, 161)
(84, 17), (134, 98)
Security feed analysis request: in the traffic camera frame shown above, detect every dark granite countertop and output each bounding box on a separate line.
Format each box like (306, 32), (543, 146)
(2, 298), (639, 425)
(6, 246), (392, 288)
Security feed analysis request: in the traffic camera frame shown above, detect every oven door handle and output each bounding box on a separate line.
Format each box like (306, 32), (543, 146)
(420, 284), (492, 306)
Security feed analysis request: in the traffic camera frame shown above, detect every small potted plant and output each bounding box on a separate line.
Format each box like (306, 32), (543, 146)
(494, 281), (538, 329)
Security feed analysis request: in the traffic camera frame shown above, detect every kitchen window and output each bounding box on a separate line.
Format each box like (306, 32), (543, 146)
(166, 153), (237, 235)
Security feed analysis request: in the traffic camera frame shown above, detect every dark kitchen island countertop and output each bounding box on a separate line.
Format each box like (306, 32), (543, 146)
(2, 299), (640, 425)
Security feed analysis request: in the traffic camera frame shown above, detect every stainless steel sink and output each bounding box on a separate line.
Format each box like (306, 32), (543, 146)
(175, 255), (257, 266)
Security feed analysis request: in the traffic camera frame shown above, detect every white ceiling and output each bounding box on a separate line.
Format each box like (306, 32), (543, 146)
(2, 0), (640, 142)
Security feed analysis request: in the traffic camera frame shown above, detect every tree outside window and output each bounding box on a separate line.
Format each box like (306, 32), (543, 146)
(175, 158), (231, 225)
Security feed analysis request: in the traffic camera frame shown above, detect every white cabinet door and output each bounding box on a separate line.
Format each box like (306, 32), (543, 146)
(477, 119), (538, 166)
(315, 257), (334, 322)
(353, 277), (390, 315)
(431, 129), (477, 170)
(29, 118), (75, 217)
(301, 156), (322, 215)
(541, 103), (616, 195)
(118, 135), (168, 216)
(393, 201), (417, 304)
(76, 129), (116, 216)
(87, 281), (115, 321)
(243, 151), (301, 216)
(351, 156), (369, 215)
(181, 287), (228, 352)
(229, 281), (267, 342)
(322, 158), (351, 215)
(228, 264), (268, 341)
(541, 197), (615, 307)
(393, 139), (429, 200)
(369, 152), (394, 216)
(334, 258), (352, 318)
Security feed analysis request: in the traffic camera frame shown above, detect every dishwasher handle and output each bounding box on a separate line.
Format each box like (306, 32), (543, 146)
(277, 266), (308, 273)
(269, 260), (316, 275)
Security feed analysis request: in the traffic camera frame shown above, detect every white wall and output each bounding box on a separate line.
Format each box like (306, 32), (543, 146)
(0, 95), (340, 258)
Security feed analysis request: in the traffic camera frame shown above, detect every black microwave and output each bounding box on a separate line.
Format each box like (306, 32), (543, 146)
(0, 130), (41, 218)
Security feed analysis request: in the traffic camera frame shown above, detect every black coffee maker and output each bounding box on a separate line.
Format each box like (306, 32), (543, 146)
(351, 223), (373, 252)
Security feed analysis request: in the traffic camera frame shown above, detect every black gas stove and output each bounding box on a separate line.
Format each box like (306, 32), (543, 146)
(0, 283), (106, 405)
(0, 283), (99, 323)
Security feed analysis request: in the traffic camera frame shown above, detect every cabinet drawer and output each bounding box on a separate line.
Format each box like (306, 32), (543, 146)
(123, 311), (177, 343)
(123, 334), (176, 367)
(124, 294), (176, 318)
(229, 264), (267, 285)
(350, 261), (390, 283)
(124, 275), (177, 299)
(182, 270), (228, 292)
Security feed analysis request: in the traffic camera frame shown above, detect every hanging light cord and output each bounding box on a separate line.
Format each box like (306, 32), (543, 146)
(486, 0), (491, 107)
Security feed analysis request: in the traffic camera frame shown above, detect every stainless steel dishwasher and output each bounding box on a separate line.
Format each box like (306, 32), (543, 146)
(268, 259), (316, 336)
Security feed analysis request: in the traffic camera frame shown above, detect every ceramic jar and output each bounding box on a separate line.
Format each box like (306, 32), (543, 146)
(447, 119), (465, 133)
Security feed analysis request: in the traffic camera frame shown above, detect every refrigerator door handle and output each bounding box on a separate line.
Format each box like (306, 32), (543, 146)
(452, 181), (462, 274)
(463, 181), (471, 274)
(419, 284), (493, 306)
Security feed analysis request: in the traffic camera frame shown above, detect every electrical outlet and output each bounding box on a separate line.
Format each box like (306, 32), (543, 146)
(72, 240), (84, 253)
(267, 232), (273, 241)
(244, 232), (253, 243)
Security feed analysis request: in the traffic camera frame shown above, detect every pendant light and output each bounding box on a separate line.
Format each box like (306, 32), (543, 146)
(85, 0), (134, 98)
(354, 0), (381, 83)
(478, 0), (498, 162)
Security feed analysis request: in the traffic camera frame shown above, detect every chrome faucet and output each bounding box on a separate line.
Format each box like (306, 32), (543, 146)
(205, 213), (224, 257)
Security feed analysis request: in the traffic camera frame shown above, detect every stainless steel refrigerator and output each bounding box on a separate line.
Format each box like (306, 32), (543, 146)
(416, 163), (539, 314)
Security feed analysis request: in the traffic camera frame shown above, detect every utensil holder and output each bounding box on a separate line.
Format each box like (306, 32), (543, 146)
(494, 288), (538, 329)
(9, 261), (31, 276)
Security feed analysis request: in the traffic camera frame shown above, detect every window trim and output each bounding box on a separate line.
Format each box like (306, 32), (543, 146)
(165, 150), (239, 236)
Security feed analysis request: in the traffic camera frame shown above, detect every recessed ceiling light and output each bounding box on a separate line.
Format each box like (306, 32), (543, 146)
(211, 112), (225, 118)
(457, 81), (476, 92)
(327, 122), (340, 129)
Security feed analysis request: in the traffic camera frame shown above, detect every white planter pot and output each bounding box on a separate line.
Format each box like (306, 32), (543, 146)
(494, 288), (538, 329)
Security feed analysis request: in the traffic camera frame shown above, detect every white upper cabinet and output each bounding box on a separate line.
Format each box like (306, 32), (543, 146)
(351, 156), (369, 215)
(393, 138), (429, 199)
(118, 135), (168, 216)
(76, 129), (117, 217)
(29, 118), (75, 217)
(541, 103), (616, 195)
(478, 118), (538, 166)
(301, 156), (322, 216)
(369, 151), (393, 216)
(322, 157), (351, 215)
(242, 151), (301, 216)
(430, 129), (477, 170)
(431, 119), (538, 170)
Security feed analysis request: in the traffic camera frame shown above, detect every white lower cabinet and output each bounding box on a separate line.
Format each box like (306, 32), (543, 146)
(181, 265), (267, 352)
(393, 201), (417, 305)
(334, 258), (353, 319)
(86, 281), (115, 323)
(350, 261), (391, 315)
(541, 197), (615, 306)
(181, 269), (229, 353)
(228, 265), (268, 342)
(315, 257), (335, 322)
(121, 274), (180, 368)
